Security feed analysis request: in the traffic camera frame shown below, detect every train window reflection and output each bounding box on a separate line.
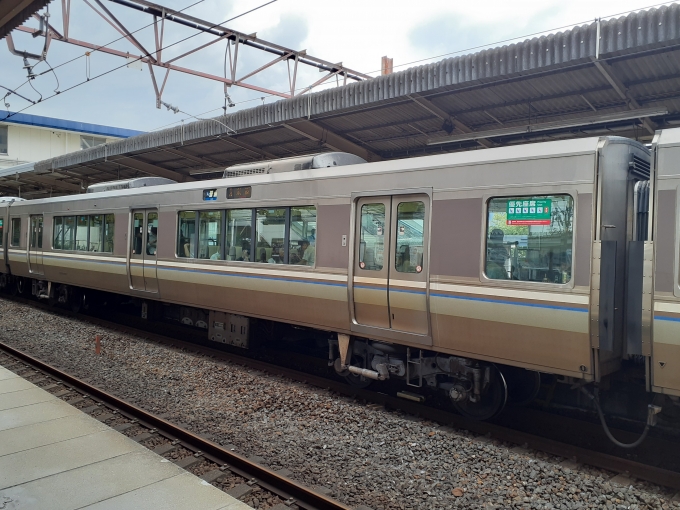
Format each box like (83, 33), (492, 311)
(359, 204), (385, 271)
(289, 206), (316, 265)
(199, 210), (222, 260)
(53, 217), (62, 249)
(76, 216), (88, 251)
(485, 195), (574, 283)
(226, 209), (252, 262)
(63, 216), (75, 250)
(177, 211), (196, 258)
(103, 215), (114, 253)
(10, 218), (21, 247)
(256, 208), (285, 264)
(395, 201), (425, 273)
(89, 215), (103, 252)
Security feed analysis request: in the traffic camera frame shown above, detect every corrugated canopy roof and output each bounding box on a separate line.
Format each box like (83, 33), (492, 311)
(0, 0), (51, 40)
(6, 2), (680, 198)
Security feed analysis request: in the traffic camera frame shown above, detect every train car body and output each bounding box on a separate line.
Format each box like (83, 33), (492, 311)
(0, 136), (653, 419)
(650, 128), (680, 399)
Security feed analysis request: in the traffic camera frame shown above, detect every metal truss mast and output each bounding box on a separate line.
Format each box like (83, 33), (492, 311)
(9, 0), (371, 107)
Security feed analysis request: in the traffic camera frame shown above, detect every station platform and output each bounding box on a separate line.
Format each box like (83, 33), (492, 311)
(0, 363), (251, 510)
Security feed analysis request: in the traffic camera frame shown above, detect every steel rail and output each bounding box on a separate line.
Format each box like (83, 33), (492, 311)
(3, 295), (680, 492)
(0, 339), (353, 510)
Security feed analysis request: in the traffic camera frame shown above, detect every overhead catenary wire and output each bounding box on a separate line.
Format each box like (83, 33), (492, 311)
(1, 0), (207, 109)
(2, 0), (278, 122)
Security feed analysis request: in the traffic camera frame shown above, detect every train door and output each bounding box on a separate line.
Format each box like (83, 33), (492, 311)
(28, 215), (43, 275)
(351, 193), (431, 344)
(129, 209), (159, 293)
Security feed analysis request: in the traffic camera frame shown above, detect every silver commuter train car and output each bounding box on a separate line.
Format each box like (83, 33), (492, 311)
(0, 137), (661, 421)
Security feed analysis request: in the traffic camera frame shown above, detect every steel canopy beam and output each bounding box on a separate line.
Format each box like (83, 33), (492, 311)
(590, 57), (656, 135)
(19, 174), (84, 192)
(427, 106), (669, 145)
(108, 157), (195, 182)
(282, 120), (382, 162)
(216, 136), (276, 159)
(407, 94), (494, 149)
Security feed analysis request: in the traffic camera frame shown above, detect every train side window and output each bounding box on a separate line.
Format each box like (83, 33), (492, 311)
(53, 217), (62, 249)
(289, 206), (316, 265)
(395, 201), (425, 273)
(103, 215), (114, 253)
(75, 215), (88, 251)
(485, 195), (574, 283)
(63, 216), (75, 250)
(0, 218), (4, 247)
(10, 218), (20, 247)
(359, 204), (385, 271)
(177, 211), (196, 258)
(199, 210), (222, 260)
(255, 208), (286, 264)
(89, 215), (103, 252)
(226, 209), (253, 262)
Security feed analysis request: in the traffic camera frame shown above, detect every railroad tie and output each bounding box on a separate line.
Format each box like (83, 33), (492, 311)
(200, 469), (226, 484)
(151, 443), (177, 455)
(226, 483), (253, 500)
(175, 454), (203, 469)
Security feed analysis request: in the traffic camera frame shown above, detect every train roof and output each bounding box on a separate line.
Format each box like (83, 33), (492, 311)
(654, 127), (680, 148)
(2, 136), (646, 207)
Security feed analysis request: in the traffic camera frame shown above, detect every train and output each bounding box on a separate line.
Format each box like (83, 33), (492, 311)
(1, 129), (678, 443)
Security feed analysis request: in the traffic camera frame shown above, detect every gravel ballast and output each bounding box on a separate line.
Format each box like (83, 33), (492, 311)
(0, 297), (678, 510)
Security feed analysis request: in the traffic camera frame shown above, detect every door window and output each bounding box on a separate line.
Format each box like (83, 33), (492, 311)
(132, 213), (143, 255)
(36, 218), (42, 249)
(146, 212), (158, 256)
(30, 217), (43, 249)
(359, 203), (386, 271)
(10, 218), (20, 247)
(395, 201), (425, 273)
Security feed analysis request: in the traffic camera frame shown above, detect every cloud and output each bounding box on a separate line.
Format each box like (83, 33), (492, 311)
(261, 13), (309, 51)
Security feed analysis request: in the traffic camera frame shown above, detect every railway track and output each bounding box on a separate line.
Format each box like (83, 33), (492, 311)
(3, 294), (680, 495)
(0, 341), (352, 510)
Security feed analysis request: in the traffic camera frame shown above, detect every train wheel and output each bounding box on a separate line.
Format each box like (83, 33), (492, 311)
(501, 366), (541, 406)
(452, 365), (508, 421)
(15, 278), (26, 296)
(69, 288), (84, 313)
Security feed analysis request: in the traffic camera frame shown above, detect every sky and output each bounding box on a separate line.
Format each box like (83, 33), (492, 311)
(0, 0), (674, 133)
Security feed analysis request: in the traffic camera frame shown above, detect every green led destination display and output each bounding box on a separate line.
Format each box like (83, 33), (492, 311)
(507, 199), (551, 226)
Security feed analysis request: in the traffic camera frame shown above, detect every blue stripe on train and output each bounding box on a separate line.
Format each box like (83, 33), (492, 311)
(654, 315), (680, 322)
(431, 292), (588, 313)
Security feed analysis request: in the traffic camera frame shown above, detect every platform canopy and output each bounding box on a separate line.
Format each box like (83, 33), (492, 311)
(4, 3), (680, 198)
(0, 0), (51, 40)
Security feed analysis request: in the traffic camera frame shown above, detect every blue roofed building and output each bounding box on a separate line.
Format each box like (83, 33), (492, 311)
(0, 111), (143, 171)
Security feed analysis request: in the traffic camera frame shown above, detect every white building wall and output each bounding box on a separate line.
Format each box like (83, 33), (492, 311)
(0, 123), (121, 169)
